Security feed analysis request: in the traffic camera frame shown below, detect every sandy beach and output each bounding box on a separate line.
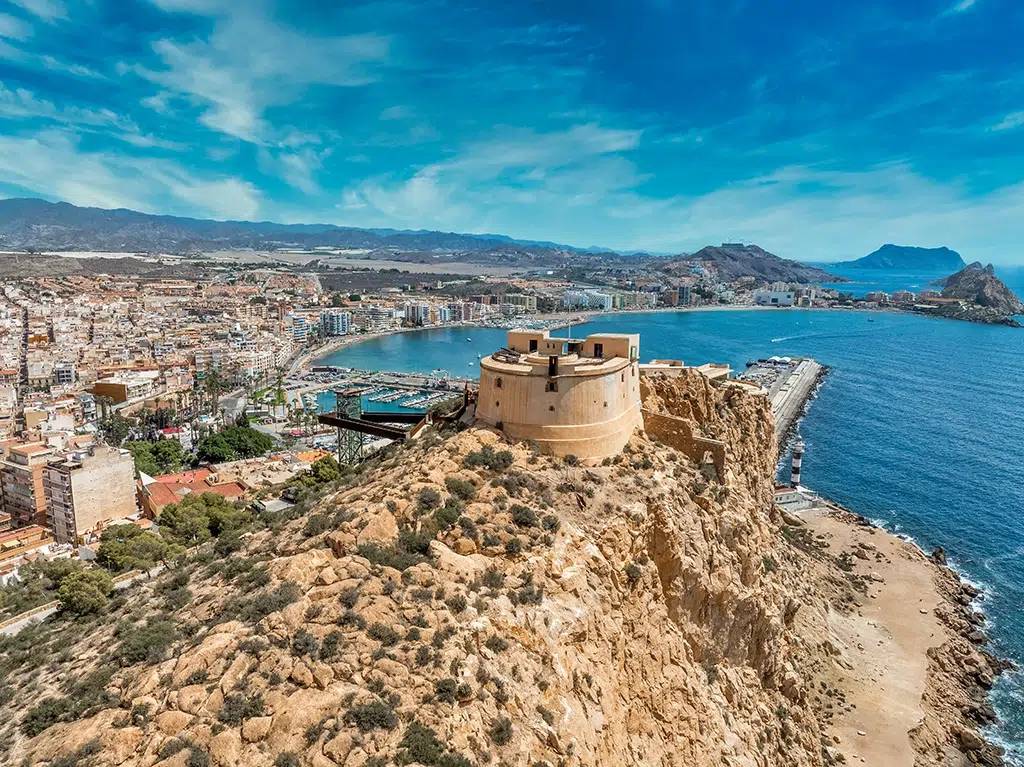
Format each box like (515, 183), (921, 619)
(799, 505), (1007, 766)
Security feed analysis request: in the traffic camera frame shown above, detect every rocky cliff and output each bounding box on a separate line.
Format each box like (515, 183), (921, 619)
(941, 262), (1024, 316)
(0, 370), (1004, 766)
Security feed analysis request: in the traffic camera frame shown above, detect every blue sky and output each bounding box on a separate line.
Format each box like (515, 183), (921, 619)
(1, 0), (1023, 261)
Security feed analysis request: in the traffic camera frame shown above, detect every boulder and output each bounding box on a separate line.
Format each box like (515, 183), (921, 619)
(357, 510), (399, 545)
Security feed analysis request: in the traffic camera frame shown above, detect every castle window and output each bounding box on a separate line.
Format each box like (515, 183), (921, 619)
(495, 377), (502, 389)
(545, 381), (558, 392)
(549, 405), (555, 411)
(495, 401), (500, 408)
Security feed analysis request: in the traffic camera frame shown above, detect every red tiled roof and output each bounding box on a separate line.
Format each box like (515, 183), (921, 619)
(145, 480), (246, 511)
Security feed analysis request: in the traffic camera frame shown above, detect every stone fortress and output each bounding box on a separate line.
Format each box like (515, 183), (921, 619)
(476, 329), (643, 461)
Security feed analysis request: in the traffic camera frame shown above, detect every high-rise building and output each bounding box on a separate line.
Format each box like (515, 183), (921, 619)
(0, 443), (56, 528)
(43, 446), (138, 544)
(679, 285), (692, 306)
(320, 311), (352, 336)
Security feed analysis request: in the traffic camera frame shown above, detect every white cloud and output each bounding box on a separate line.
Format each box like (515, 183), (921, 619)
(8, 0), (66, 22)
(379, 105), (411, 120)
(134, 6), (390, 143)
(992, 111), (1024, 132)
(0, 83), (133, 131)
(949, 0), (977, 12)
(40, 54), (104, 79)
(258, 147), (330, 194)
(0, 13), (32, 40)
(0, 130), (260, 219)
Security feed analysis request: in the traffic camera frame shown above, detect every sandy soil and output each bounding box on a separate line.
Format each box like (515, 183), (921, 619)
(804, 508), (947, 766)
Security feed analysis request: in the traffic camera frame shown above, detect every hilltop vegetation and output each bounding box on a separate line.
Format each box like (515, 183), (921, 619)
(0, 371), (1004, 767)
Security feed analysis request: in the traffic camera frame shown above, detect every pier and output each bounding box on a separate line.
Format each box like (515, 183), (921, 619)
(740, 357), (825, 440)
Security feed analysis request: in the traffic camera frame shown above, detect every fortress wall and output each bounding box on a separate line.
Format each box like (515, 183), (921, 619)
(642, 410), (727, 476)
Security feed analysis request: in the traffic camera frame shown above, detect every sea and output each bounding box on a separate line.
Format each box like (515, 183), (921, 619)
(316, 266), (1024, 760)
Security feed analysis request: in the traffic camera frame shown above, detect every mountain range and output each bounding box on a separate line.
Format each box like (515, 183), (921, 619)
(838, 244), (966, 271)
(0, 198), (634, 258)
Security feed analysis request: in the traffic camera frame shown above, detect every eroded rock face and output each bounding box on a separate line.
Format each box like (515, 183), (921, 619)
(7, 369), (963, 767)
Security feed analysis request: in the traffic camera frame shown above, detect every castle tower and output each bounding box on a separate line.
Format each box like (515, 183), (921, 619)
(476, 329), (643, 461)
(791, 439), (805, 488)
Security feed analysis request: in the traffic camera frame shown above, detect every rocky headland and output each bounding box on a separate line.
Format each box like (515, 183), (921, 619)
(928, 262), (1024, 327)
(0, 369), (1008, 766)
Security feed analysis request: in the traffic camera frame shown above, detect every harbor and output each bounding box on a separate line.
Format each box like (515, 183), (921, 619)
(740, 356), (826, 440)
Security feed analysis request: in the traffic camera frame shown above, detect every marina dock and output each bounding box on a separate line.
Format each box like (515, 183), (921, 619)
(740, 357), (825, 440)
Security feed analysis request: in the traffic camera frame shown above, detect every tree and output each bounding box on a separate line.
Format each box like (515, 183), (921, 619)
(97, 525), (180, 572)
(58, 569), (113, 615)
(159, 492), (252, 545)
(125, 439), (191, 477)
(100, 412), (131, 447)
(196, 426), (274, 463)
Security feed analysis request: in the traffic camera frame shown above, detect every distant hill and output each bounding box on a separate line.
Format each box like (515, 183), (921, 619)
(941, 262), (1024, 315)
(839, 244), (966, 271)
(0, 198), (633, 259)
(663, 244), (843, 284)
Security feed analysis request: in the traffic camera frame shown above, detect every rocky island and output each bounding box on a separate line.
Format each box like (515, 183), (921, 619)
(0, 337), (1008, 767)
(839, 244), (967, 272)
(928, 262), (1024, 326)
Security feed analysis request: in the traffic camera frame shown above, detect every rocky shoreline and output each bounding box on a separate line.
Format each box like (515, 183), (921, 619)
(827, 508), (1015, 765)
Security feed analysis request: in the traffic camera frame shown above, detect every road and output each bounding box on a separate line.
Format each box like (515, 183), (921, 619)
(0, 564), (166, 637)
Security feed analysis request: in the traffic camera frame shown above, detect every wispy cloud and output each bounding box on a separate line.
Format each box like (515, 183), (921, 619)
(0, 13), (32, 40)
(133, 6), (390, 143)
(948, 0), (978, 13)
(8, 0), (66, 23)
(0, 130), (260, 218)
(992, 111), (1024, 132)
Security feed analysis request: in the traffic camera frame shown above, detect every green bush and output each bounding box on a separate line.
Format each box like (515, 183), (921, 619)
(398, 721), (473, 767)
(433, 503), (461, 531)
(444, 477), (476, 501)
(434, 678), (458, 703)
(58, 569), (113, 615)
(117, 617), (177, 664)
(417, 487), (442, 512)
(463, 446), (514, 472)
(219, 693), (264, 725)
(504, 538), (523, 555)
(303, 514), (331, 537)
(275, 752), (301, 767)
(367, 622), (400, 646)
(292, 629), (318, 656)
(345, 700), (398, 732)
(481, 567), (504, 589)
(319, 630), (342, 660)
(485, 635), (509, 653)
(357, 541), (428, 571)
(489, 716), (513, 746)
(445, 595), (467, 613)
(510, 505), (538, 528)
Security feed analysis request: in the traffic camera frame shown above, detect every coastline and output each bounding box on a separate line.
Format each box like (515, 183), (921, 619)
(800, 502), (1012, 765)
(299, 302), (1018, 375)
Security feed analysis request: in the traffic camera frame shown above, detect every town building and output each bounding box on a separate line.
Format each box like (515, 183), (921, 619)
(753, 290), (795, 307)
(137, 467), (247, 517)
(0, 442), (55, 528)
(42, 446), (137, 544)
(477, 329), (643, 460)
(92, 372), (158, 403)
(320, 310), (352, 336)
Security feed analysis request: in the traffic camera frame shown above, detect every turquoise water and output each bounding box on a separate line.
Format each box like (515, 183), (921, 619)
(317, 285), (1024, 759)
